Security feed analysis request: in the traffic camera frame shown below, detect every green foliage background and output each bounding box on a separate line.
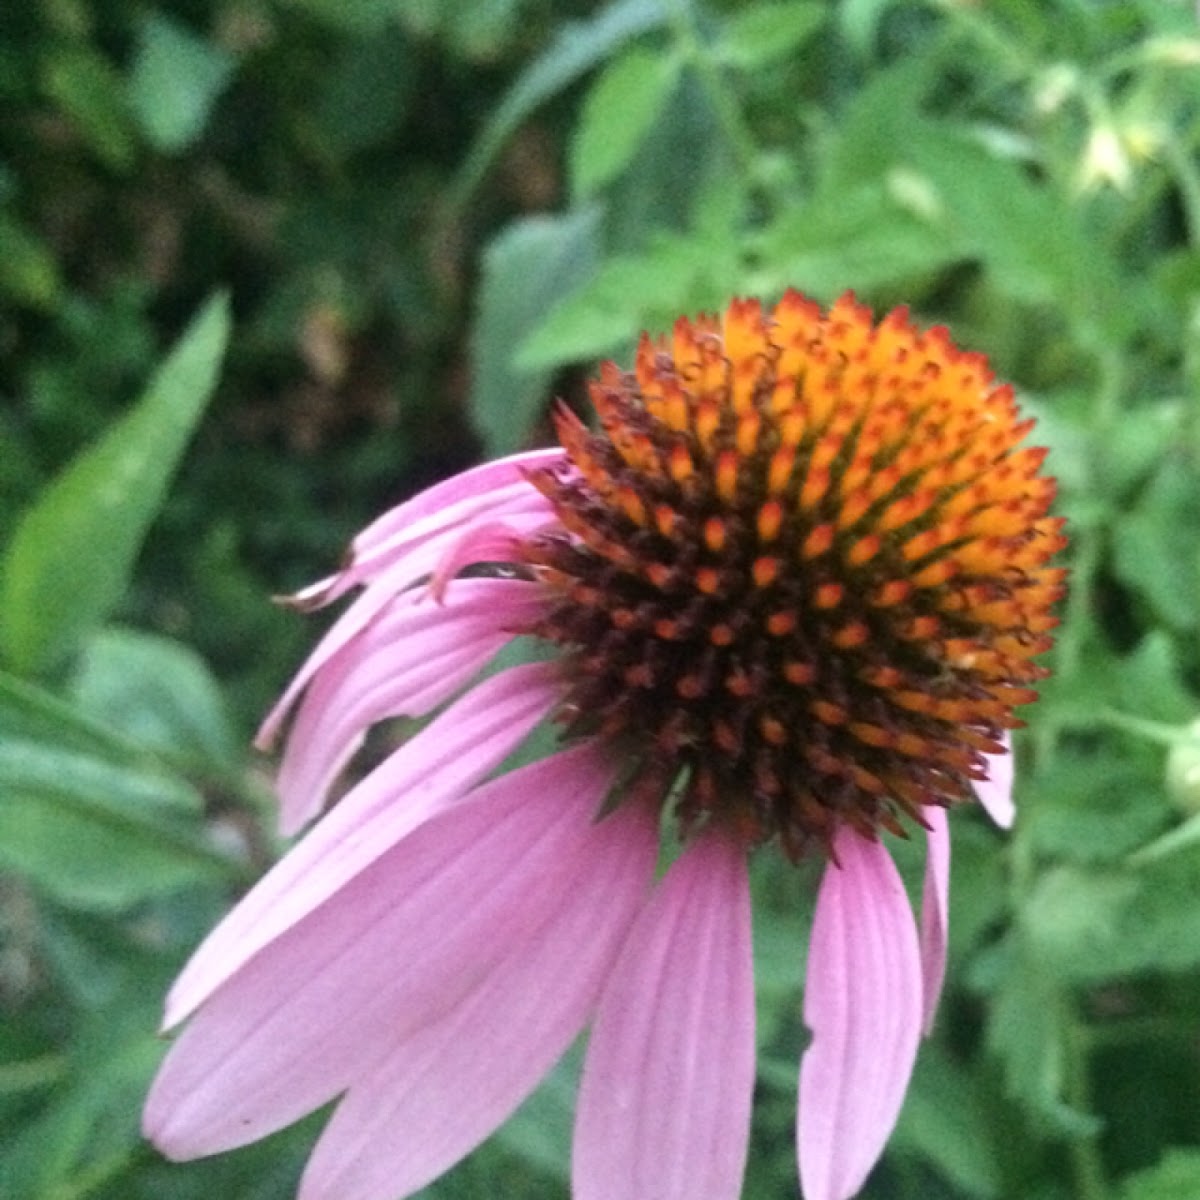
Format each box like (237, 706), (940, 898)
(2, 0), (1200, 1197)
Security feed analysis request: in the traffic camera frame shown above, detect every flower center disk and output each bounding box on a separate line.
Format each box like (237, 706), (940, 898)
(519, 291), (1066, 859)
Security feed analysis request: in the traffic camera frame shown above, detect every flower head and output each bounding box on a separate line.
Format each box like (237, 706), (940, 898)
(145, 291), (1065, 1200)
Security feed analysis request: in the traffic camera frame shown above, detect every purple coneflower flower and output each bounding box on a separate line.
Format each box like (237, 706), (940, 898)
(144, 292), (1065, 1200)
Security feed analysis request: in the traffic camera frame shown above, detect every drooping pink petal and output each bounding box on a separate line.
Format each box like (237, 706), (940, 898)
(276, 577), (543, 829)
(919, 807), (951, 1035)
(257, 506), (552, 752)
(975, 735), (1015, 828)
(164, 661), (560, 1029)
(297, 801), (660, 1200)
(797, 827), (923, 1200)
(287, 448), (565, 610)
(145, 742), (620, 1160)
(428, 522), (542, 598)
(573, 830), (755, 1200)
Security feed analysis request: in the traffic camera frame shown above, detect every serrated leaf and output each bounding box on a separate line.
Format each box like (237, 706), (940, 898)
(983, 937), (1098, 1137)
(470, 207), (602, 456)
(0, 293), (230, 676)
(1022, 852), (1200, 983)
(717, 1), (826, 69)
(451, 0), (669, 212)
(128, 14), (235, 152)
(569, 45), (679, 199)
(70, 627), (238, 765)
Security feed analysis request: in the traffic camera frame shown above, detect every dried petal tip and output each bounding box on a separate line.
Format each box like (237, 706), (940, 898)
(518, 291), (1065, 859)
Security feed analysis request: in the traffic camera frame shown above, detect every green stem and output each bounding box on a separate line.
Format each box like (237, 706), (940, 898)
(1095, 708), (1188, 747)
(1066, 1008), (1111, 1200)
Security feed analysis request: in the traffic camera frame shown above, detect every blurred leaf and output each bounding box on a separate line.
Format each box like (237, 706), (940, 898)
(496, 1042), (579, 1179)
(470, 206), (602, 455)
(0, 738), (234, 911)
(0, 293), (230, 676)
(451, 0), (669, 211)
(317, 27), (415, 153)
(569, 45), (679, 200)
(128, 14), (235, 152)
(1112, 454), (1200, 630)
(70, 627), (238, 765)
(0, 668), (153, 766)
(893, 1042), (1002, 1198)
(41, 45), (136, 170)
(282, 0), (409, 32)
(1022, 851), (1200, 983)
(1022, 743), (1171, 864)
(1120, 1150), (1200, 1200)
(0, 212), (61, 309)
(717, 1), (826, 69)
(0, 988), (165, 1200)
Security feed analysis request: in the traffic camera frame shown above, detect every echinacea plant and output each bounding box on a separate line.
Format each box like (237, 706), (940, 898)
(144, 291), (1065, 1200)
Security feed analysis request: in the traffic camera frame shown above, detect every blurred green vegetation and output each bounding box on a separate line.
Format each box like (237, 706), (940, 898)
(2, 0), (1200, 1197)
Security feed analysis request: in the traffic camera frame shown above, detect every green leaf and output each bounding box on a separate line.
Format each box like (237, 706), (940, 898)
(128, 14), (236, 152)
(0, 738), (235, 911)
(470, 207), (602, 456)
(70, 628), (238, 765)
(569, 46), (680, 200)
(516, 235), (713, 372)
(0, 669), (151, 768)
(450, 0), (669, 213)
(717, 1), (826, 69)
(0, 293), (230, 676)
(0, 212), (61, 309)
(1112, 454), (1200, 631)
(1120, 1150), (1200, 1200)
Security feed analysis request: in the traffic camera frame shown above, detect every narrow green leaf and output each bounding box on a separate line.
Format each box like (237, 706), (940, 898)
(470, 207), (602, 456)
(569, 46), (680, 199)
(0, 739), (235, 911)
(128, 14), (235, 152)
(450, 0), (669, 214)
(0, 293), (230, 676)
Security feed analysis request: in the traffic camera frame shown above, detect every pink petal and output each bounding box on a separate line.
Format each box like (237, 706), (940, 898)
(797, 828), (923, 1200)
(288, 448), (564, 610)
(145, 742), (621, 1160)
(975, 735), (1015, 828)
(298, 801), (660, 1200)
(428, 521), (543, 598)
(276, 578), (543, 830)
(257, 509), (551, 752)
(573, 831), (755, 1200)
(919, 807), (951, 1035)
(164, 661), (560, 1029)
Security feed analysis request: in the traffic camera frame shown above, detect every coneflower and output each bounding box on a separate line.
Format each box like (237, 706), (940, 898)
(145, 290), (1065, 1200)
